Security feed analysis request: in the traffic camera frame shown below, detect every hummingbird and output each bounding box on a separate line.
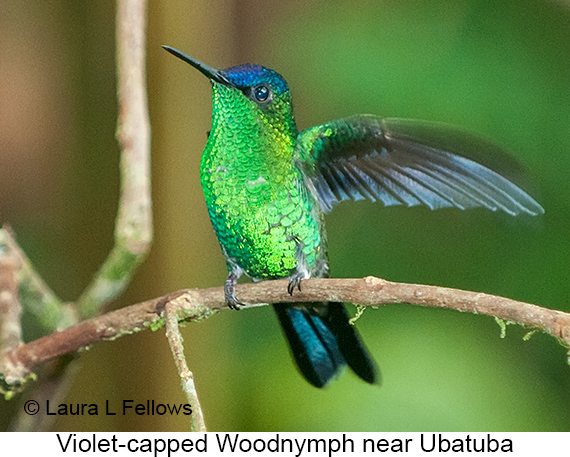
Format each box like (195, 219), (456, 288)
(163, 46), (544, 388)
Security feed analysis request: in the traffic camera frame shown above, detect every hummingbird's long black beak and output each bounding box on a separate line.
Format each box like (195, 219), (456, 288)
(162, 46), (233, 87)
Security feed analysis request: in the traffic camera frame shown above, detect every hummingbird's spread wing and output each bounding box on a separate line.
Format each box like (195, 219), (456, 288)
(295, 115), (544, 216)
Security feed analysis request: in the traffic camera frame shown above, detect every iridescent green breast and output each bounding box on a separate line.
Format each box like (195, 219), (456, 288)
(200, 84), (324, 279)
(201, 135), (324, 279)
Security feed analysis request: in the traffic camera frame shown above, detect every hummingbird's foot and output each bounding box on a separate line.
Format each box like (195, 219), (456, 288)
(287, 241), (309, 295)
(287, 274), (304, 296)
(226, 294), (245, 310)
(225, 272), (245, 310)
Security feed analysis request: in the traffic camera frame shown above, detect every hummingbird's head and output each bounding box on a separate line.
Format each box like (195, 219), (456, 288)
(163, 46), (296, 133)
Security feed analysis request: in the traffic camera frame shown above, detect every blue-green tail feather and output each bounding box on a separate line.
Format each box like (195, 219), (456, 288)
(273, 303), (379, 387)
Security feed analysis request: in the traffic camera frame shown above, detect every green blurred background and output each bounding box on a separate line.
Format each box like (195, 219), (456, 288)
(1, 0), (570, 431)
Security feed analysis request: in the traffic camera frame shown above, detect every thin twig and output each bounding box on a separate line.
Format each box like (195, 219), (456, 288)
(0, 239), (23, 354)
(76, 0), (152, 319)
(3, 276), (568, 389)
(0, 227), (76, 332)
(0, 236), (24, 396)
(165, 297), (207, 432)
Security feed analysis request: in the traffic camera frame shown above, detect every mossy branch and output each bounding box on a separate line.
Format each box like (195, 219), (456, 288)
(3, 276), (568, 391)
(76, 0), (152, 320)
(0, 227), (76, 333)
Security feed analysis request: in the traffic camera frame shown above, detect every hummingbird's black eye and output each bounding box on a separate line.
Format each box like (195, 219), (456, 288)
(253, 84), (270, 103)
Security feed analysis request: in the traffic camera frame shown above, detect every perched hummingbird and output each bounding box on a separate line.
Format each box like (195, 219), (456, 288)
(163, 46), (544, 388)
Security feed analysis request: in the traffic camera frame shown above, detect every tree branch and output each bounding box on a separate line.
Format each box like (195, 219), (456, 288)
(0, 238), (23, 354)
(0, 235), (24, 396)
(0, 227), (76, 333)
(164, 298), (207, 432)
(76, 0), (152, 320)
(2, 0), (152, 428)
(3, 276), (568, 387)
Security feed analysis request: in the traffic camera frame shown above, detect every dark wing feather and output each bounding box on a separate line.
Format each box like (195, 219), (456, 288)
(295, 115), (544, 216)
